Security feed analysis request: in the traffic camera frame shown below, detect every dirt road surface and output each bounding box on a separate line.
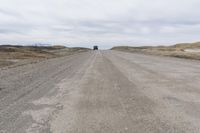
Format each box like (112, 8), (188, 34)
(1, 51), (200, 133)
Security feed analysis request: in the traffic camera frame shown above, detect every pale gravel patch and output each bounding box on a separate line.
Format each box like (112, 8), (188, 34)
(23, 108), (53, 133)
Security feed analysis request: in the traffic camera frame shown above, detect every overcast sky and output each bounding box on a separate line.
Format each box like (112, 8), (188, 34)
(0, 0), (200, 48)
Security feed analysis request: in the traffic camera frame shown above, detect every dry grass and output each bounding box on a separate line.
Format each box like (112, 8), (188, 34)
(0, 45), (90, 68)
(111, 42), (200, 60)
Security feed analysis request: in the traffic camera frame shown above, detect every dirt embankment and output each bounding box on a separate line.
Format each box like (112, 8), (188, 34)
(0, 45), (90, 68)
(111, 42), (200, 60)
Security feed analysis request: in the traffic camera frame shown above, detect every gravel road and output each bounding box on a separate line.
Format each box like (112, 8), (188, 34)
(0, 50), (200, 133)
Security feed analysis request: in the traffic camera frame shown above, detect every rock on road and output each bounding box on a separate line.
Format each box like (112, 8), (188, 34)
(0, 50), (200, 133)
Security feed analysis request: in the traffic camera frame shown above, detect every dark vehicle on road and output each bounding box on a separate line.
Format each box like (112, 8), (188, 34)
(93, 46), (98, 50)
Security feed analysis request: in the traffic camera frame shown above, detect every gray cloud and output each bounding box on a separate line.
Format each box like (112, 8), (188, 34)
(0, 0), (200, 48)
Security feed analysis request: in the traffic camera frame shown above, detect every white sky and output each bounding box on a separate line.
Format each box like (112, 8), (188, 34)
(0, 0), (200, 48)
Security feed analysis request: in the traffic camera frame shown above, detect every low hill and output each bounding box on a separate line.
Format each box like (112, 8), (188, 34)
(111, 42), (200, 60)
(173, 42), (200, 49)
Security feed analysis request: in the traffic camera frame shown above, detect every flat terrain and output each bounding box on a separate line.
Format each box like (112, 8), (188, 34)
(0, 51), (200, 133)
(112, 42), (200, 60)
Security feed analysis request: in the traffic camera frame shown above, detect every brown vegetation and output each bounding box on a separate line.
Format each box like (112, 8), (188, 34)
(111, 42), (200, 60)
(0, 45), (90, 68)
